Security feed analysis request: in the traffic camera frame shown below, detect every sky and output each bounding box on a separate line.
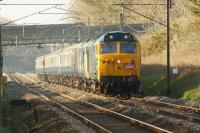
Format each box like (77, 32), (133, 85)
(0, 0), (74, 25)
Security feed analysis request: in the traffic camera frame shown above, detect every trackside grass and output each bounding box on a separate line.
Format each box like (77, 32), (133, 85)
(0, 87), (11, 133)
(141, 68), (200, 101)
(0, 127), (11, 133)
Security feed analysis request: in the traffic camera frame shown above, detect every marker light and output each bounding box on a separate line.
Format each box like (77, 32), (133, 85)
(109, 35), (113, 39)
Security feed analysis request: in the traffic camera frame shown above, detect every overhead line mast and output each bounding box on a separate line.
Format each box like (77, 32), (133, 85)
(166, 0), (171, 95)
(119, 0), (125, 31)
(113, 0), (172, 95)
(0, 4), (67, 102)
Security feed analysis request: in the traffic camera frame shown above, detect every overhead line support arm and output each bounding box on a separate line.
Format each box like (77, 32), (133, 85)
(123, 6), (167, 27)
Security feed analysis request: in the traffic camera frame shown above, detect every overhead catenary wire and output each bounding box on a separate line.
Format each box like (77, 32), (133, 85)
(123, 6), (167, 27)
(60, 16), (81, 21)
(122, 1), (171, 94)
(55, 7), (80, 14)
(0, 4), (65, 6)
(113, 0), (172, 95)
(2, 5), (58, 26)
(39, 12), (76, 15)
(126, 24), (145, 33)
(113, 3), (166, 6)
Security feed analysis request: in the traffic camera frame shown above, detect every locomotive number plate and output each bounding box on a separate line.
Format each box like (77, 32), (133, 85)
(124, 63), (135, 69)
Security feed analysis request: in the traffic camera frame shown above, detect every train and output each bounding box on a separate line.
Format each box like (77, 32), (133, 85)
(35, 31), (141, 97)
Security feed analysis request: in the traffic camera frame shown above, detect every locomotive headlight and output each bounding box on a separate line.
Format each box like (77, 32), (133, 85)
(124, 35), (128, 39)
(109, 35), (113, 39)
(117, 60), (121, 64)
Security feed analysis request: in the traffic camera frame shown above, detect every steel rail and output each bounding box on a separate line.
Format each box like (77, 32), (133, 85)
(132, 102), (200, 123)
(59, 93), (172, 133)
(10, 74), (112, 133)
(22, 73), (200, 114)
(17, 74), (172, 133)
(14, 74), (149, 133)
(131, 97), (200, 113)
(144, 100), (200, 113)
(130, 97), (200, 122)
(19, 73), (200, 124)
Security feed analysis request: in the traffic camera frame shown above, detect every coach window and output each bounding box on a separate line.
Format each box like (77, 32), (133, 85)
(101, 44), (117, 54)
(120, 43), (137, 54)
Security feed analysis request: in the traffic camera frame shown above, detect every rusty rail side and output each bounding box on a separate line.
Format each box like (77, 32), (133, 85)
(18, 74), (172, 133)
(11, 75), (112, 133)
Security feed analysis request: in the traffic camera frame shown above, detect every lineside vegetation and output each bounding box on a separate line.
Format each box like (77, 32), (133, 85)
(71, 0), (200, 100)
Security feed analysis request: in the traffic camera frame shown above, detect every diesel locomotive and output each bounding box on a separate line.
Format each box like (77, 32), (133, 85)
(36, 31), (141, 97)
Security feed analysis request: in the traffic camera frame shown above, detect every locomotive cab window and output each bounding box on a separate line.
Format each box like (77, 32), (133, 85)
(100, 44), (117, 54)
(120, 43), (137, 54)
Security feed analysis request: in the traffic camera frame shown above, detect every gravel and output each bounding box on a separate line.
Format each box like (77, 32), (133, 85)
(21, 73), (200, 133)
(4, 77), (96, 133)
(145, 96), (200, 108)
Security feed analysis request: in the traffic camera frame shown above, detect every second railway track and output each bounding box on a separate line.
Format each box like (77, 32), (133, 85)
(21, 73), (200, 125)
(10, 74), (172, 133)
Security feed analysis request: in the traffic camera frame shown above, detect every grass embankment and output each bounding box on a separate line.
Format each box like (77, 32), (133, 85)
(72, 0), (200, 101)
(0, 127), (11, 133)
(0, 89), (11, 133)
(140, 1), (200, 101)
(141, 68), (200, 101)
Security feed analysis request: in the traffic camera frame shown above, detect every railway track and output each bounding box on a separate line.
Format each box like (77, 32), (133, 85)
(18, 73), (200, 124)
(130, 98), (200, 123)
(10, 74), (172, 133)
(142, 99), (200, 113)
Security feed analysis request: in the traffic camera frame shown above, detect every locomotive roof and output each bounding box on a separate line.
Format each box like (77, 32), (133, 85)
(36, 31), (138, 61)
(96, 31), (137, 43)
(81, 31), (138, 47)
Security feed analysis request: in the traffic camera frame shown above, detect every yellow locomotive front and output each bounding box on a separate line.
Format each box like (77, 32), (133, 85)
(96, 31), (141, 97)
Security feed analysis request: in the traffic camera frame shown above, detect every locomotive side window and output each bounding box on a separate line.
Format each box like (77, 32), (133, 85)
(120, 43), (137, 53)
(101, 44), (117, 54)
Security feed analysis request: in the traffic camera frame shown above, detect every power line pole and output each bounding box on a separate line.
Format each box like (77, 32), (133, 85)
(98, 16), (104, 34)
(166, 0), (171, 95)
(88, 17), (90, 38)
(23, 25), (25, 37)
(119, 0), (125, 31)
(78, 29), (81, 42)
(0, 25), (3, 102)
(0, 26), (2, 77)
(113, 1), (172, 95)
(15, 35), (18, 46)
